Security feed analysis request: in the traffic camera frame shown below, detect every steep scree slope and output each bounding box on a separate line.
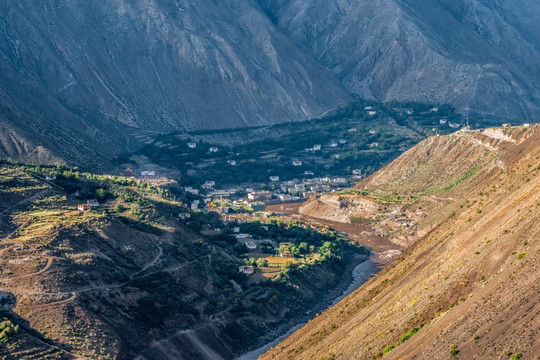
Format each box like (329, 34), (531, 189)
(259, 0), (540, 122)
(263, 125), (540, 359)
(0, 0), (350, 162)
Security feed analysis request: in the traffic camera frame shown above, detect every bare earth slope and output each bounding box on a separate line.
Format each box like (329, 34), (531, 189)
(258, 0), (540, 122)
(263, 125), (540, 359)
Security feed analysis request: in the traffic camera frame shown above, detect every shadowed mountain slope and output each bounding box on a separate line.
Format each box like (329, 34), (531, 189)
(0, 0), (350, 163)
(258, 0), (540, 122)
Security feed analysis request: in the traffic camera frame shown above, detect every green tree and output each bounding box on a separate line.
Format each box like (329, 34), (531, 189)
(281, 261), (294, 276)
(256, 258), (268, 267)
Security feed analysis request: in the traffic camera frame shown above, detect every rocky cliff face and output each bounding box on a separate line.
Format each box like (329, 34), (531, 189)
(258, 0), (540, 121)
(0, 0), (350, 162)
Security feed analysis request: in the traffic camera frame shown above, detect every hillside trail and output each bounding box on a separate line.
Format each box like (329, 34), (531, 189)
(12, 230), (211, 307)
(0, 188), (50, 216)
(129, 239), (163, 280)
(3, 257), (54, 281)
(456, 132), (504, 171)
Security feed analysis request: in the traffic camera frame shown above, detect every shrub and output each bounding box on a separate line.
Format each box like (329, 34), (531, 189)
(0, 319), (19, 343)
(256, 258), (269, 267)
(450, 344), (459, 357)
(400, 327), (420, 343)
(382, 345), (395, 355)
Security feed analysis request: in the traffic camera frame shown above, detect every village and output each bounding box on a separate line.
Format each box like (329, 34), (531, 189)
(29, 162), (362, 283)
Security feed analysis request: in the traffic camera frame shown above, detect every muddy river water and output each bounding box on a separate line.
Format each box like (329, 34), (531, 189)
(236, 203), (403, 360)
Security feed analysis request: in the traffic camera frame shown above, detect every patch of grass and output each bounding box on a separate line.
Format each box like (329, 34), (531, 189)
(0, 319), (19, 343)
(399, 327), (420, 343)
(510, 354), (522, 360)
(517, 252), (526, 259)
(421, 159), (493, 195)
(407, 297), (418, 306)
(382, 345), (395, 355)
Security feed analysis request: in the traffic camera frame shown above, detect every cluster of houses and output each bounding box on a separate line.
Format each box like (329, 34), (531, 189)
(185, 175), (355, 212)
(304, 138), (350, 153)
(389, 214), (416, 228)
(77, 199), (100, 211)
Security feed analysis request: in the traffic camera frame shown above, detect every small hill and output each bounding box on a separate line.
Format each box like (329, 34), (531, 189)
(262, 125), (540, 359)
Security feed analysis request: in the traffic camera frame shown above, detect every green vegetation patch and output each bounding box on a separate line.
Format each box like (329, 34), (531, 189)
(0, 319), (19, 343)
(421, 158), (493, 195)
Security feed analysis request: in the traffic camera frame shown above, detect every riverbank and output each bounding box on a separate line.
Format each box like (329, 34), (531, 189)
(235, 203), (403, 360)
(236, 254), (374, 360)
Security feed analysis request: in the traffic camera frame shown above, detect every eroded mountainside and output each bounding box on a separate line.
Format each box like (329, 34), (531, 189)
(2, 0), (540, 165)
(259, 0), (540, 121)
(263, 125), (540, 359)
(0, 0), (350, 162)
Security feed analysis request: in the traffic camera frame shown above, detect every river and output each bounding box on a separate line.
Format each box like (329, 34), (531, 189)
(235, 203), (402, 360)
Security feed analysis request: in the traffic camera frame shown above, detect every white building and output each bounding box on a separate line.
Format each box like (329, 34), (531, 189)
(292, 160), (303, 166)
(239, 266), (254, 274)
(185, 187), (199, 195)
(209, 147), (219, 153)
(348, 128), (357, 132)
(339, 139), (347, 144)
(270, 176), (280, 182)
(140, 171), (155, 177)
(329, 141), (338, 148)
(369, 142), (379, 148)
(187, 142), (197, 149)
(278, 194), (293, 201)
(45, 175), (56, 181)
(304, 171), (314, 175)
(78, 204), (90, 211)
(235, 233), (252, 240)
(87, 199), (99, 207)
(367, 111), (377, 116)
(178, 213), (191, 219)
(191, 200), (200, 210)
(248, 191), (272, 201)
(245, 242), (257, 250)
(227, 160), (237, 166)
(313, 144), (321, 151)
(364, 106), (373, 110)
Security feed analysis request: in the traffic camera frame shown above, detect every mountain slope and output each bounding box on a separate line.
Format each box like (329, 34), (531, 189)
(0, 164), (368, 360)
(0, 0), (350, 162)
(262, 125), (540, 359)
(258, 0), (540, 122)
